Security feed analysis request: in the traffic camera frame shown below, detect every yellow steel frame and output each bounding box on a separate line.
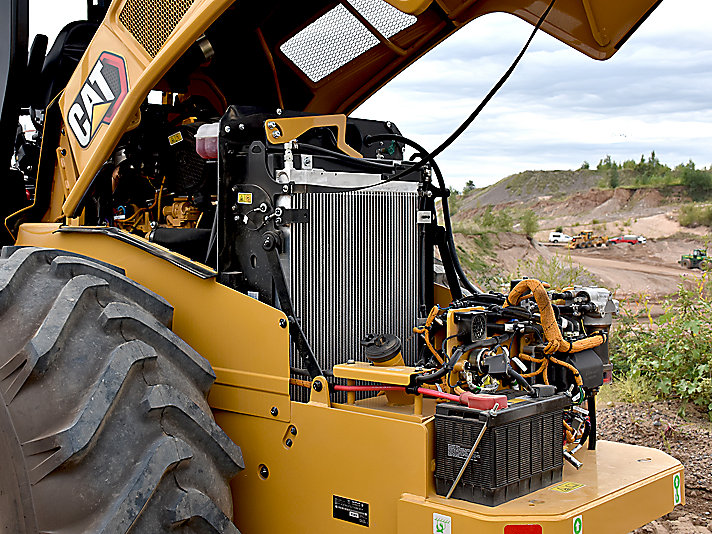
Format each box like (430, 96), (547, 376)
(16, 222), (684, 533)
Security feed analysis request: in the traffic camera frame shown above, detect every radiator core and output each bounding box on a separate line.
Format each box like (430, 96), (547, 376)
(288, 190), (419, 398)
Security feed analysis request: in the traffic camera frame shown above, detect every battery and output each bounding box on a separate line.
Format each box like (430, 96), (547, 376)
(434, 393), (570, 506)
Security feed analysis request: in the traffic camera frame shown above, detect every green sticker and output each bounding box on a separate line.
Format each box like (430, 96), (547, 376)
(673, 473), (682, 505)
(573, 515), (583, 534)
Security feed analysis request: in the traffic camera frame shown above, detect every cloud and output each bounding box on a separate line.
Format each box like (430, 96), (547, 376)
(356, 0), (712, 188)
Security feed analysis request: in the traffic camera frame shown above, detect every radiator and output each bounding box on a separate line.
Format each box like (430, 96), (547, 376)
(288, 189), (419, 399)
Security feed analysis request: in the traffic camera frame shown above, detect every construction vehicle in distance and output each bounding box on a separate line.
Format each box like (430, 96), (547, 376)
(679, 249), (709, 270)
(567, 231), (608, 249)
(1, 0), (684, 533)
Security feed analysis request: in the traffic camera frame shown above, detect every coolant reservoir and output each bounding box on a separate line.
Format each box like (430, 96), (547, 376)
(195, 122), (220, 160)
(361, 333), (404, 367)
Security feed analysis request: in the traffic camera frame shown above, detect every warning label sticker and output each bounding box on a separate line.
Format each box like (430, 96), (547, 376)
(333, 495), (369, 527)
(237, 193), (253, 205)
(168, 132), (183, 146)
(573, 514), (583, 534)
(551, 482), (585, 493)
(433, 513), (451, 534)
(673, 473), (682, 505)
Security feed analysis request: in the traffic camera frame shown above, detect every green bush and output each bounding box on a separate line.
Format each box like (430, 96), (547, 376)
(680, 164), (712, 200)
(519, 209), (539, 237)
(611, 282), (712, 416)
(678, 205), (712, 227)
(512, 255), (595, 291)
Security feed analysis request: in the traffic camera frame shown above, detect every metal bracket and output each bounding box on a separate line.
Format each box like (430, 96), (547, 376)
(308, 376), (331, 407)
(274, 207), (309, 226)
(262, 233), (324, 379)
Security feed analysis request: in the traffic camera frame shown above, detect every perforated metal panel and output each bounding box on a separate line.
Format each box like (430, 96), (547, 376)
(119, 0), (195, 57)
(347, 0), (416, 38)
(280, 0), (416, 83)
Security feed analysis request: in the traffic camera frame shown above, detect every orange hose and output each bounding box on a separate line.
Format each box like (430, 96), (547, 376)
(413, 305), (445, 365)
(505, 279), (605, 355)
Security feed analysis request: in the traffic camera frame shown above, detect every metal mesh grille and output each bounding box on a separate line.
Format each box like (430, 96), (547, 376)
(119, 0), (195, 57)
(347, 0), (416, 38)
(289, 191), (419, 400)
(280, 0), (416, 83)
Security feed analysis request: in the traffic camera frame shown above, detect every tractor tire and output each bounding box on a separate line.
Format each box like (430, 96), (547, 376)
(681, 259), (692, 269)
(700, 260), (709, 270)
(0, 247), (243, 533)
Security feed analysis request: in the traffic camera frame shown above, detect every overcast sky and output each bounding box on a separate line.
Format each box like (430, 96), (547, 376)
(29, 0), (712, 190)
(356, 0), (712, 189)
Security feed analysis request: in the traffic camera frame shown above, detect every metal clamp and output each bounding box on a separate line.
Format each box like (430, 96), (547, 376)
(446, 411), (494, 499)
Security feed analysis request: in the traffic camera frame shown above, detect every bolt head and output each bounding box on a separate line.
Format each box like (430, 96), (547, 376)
(276, 108), (283, 115)
(270, 406), (279, 417)
(60, 148), (67, 156)
(279, 318), (287, 329)
(312, 381), (323, 392)
(267, 121), (277, 129)
(282, 184), (289, 193)
(238, 123), (246, 131)
(259, 465), (269, 479)
(290, 426), (297, 436)
(272, 131), (282, 139)
(285, 438), (293, 448)
(224, 125), (231, 133)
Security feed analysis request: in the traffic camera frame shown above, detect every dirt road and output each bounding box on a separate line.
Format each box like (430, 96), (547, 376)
(552, 244), (705, 298)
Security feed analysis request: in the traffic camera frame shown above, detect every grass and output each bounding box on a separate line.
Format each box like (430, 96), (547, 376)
(598, 373), (657, 404)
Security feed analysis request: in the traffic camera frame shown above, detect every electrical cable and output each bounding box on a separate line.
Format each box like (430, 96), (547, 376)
(290, 143), (396, 171)
(364, 133), (481, 295)
(329, 0), (557, 194)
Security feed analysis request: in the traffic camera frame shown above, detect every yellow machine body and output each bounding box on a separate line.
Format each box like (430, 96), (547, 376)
(17, 223), (683, 533)
(7, 0), (684, 531)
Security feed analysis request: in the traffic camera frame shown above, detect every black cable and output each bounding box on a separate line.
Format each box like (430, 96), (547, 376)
(587, 392), (597, 450)
(364, 133), (481, 295)
(333, 0), (557, 194)
(291, 143), (396, 171)
(506, 365), (534, 394)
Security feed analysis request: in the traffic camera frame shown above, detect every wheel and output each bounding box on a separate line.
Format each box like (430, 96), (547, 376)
(700, 260), (709, 270)
(0, 247), (243, 533)
(681, 259), (692, 269)
(552, 239), (559, 243)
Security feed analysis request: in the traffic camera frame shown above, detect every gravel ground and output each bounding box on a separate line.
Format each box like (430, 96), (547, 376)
(597, 401), (712, 533)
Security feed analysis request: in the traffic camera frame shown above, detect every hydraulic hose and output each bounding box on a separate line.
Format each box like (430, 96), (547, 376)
(364, 133), (481, 295)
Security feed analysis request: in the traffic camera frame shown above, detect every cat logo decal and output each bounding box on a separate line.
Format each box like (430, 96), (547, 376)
(67, 52), (129, 148)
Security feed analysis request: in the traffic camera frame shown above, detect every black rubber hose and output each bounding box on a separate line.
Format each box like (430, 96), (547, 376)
(291, 143), (396, 171)
(415, 334), (513, 385)
(587, 392), (597, 450)
(364, 133), (481, 295)
(506, 365), (534, 394)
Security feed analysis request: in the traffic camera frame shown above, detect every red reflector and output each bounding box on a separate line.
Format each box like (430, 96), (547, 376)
(603, 369), (613, 384)
(504, 525), (543, 534)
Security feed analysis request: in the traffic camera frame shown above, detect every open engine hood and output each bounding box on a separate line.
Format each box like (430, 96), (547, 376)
(259, 0), (664, 114)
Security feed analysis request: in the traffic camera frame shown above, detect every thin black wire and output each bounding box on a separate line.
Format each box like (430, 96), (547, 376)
(363, 132), (481, 295)
(336, 0), (557, 194)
